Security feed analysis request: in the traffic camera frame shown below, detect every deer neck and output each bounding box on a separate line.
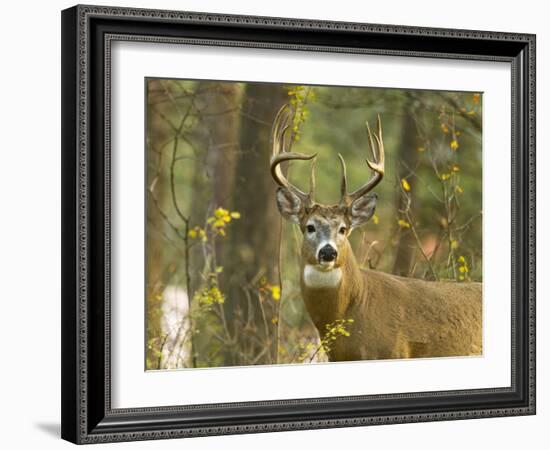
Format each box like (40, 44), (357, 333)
(300, 240), (366, 329)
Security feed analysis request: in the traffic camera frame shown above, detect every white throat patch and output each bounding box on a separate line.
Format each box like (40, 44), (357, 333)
(303, 264), (342, 289)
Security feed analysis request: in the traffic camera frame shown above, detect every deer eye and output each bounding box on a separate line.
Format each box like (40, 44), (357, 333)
(339, 226), (347, 235)
(306, 225), (316, 233)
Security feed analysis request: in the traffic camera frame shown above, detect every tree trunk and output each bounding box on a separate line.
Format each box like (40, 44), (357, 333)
(221, 83), (287, 365)
(392, 97), (420, 277)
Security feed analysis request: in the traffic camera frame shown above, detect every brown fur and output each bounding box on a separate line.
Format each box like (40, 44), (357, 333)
(300, 230), (482, 362)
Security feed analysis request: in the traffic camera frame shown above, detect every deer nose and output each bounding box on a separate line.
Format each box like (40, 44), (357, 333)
(318, 244), (337, 263)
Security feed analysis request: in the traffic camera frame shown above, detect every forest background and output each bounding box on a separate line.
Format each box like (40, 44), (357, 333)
(145, 79), (482, 370)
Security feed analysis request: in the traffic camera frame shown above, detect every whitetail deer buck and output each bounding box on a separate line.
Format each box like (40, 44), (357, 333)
(271, 106), (482, 362)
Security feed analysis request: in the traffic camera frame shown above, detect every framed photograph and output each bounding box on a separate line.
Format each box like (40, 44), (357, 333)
(61, 4), (536, 444)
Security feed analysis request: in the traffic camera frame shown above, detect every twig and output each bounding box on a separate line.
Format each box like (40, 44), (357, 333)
(405, 208), (439, 281)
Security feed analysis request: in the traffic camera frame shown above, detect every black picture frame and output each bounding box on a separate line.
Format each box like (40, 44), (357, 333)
(61, 4), (536, 444)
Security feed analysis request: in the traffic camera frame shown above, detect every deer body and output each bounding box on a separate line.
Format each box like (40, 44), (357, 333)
(270, 106), (482, 362)
(300, 239), (482, 361)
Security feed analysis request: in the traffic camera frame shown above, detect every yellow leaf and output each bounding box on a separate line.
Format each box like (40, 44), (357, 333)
(455, 185), (464, 194)
(270, 285), (281, 301)
(372, 214), (379, 225)
(417, 146), (426, 152)
(450, 139), (459, 151)
(214, 207), (229, 219)
(451, 240), (459, 249)
(230, 211), (241, 219)
(397, 219), (411, 229)
(401, 178), (411, 192)
(452, 164), (460, 172)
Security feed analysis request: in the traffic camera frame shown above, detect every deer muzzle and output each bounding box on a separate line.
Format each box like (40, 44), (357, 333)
(318, 244), (338, 264)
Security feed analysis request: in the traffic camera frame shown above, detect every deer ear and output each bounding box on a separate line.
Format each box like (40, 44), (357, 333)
(349, 193), (377, 228)
(276, 187), (303, 225)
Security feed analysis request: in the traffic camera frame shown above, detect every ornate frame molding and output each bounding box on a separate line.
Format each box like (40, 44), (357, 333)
(61, 4), (536, 444)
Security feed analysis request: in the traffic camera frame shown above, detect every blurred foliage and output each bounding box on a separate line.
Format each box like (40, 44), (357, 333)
(145, 78), (482, 370)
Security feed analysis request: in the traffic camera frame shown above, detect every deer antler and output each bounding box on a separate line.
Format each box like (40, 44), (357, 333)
(339, 114), (385, 206)
(270, 105), (317, 204)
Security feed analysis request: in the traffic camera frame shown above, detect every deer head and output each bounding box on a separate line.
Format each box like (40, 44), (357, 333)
(271, 105), (385, 272)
